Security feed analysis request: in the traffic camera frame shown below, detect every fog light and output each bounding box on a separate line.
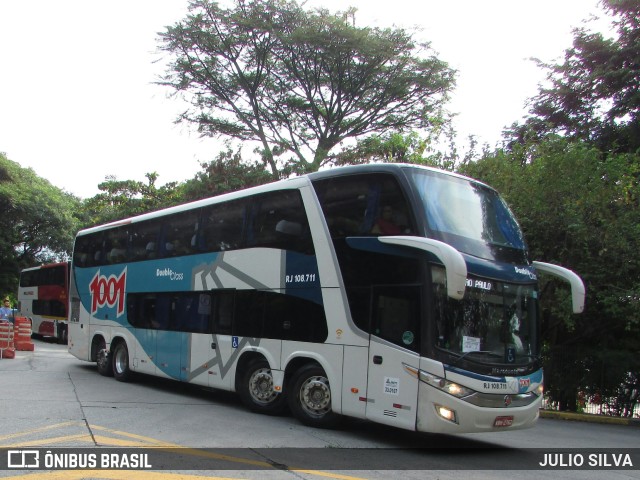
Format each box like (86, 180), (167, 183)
(435, 404), (457, 423)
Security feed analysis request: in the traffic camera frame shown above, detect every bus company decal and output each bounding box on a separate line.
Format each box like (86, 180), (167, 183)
(184, 334), (261, 382)
(191, 250), (278, 291)
(89, 268), (127, 318)
(190, 249), (322, 304)
(514, 266), (537, 280)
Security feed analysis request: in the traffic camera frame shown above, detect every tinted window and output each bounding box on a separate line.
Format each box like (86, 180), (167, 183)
(128, 220), (162, 261)
(20, 265), (66, 287)
(264, 293), (328, 342)
(372, 286), (421, 353)
(313, 173), (413, 238)
(201, 199), (247, 252)
(162, 210), (200, 258)
(127, 292), (212, 334)
(33, 299), (67, 317)
(249, 191), (314, 254)
(128, 290), (327, 343)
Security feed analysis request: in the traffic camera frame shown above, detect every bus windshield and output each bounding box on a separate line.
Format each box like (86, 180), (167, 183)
(408, 169), (527, 263)
(431, 266), (540, 374)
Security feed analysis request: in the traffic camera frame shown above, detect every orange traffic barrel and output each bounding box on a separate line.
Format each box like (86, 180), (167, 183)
(13, 317), (34, 351)
(0, 320), (15, 359)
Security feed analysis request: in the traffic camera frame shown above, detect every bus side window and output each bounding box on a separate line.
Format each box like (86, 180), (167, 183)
(233, 291), (264, 337)
(313, 174), (414, 239)
(202, 200), (246, 253)
(129, 221), (161, 261)
(212, 291), (234, 335)
(162, 211), (200, 258)
(127, 293), (157, 329)
(249, 191), (313, 254)
(372, 286), (421, 353)
(106, 228), (127, 264)
(174, 294), (210, 333)
(263, 292), (328, 342)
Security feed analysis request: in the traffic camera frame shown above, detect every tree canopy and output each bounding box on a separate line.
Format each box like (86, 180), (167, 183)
(0, 153), (82, 295)
(158, 0), (455, 177)
(509, 0), (640, 153)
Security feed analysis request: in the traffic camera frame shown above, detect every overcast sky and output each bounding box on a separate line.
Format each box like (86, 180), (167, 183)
(0, 0), (609, 199)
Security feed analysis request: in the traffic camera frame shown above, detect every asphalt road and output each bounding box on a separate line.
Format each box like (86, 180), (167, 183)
(0, 337), (638, 480)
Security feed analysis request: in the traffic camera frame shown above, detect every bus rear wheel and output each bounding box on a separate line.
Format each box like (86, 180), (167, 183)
(288, 364), (341, 428)
(112, 341), (132, 382)
(96, 341), (113, 377)
(238, 359), (286, 415)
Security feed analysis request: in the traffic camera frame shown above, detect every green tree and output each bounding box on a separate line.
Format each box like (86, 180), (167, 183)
(0, 153), (81, 294)
(180, 145), (273, 202)
(332, 126), (461, 171)
(460, 137), (640, 412)
(82, 173), (180, 227)
(158, 0), (455, 178)
(508, 0), (640, 153)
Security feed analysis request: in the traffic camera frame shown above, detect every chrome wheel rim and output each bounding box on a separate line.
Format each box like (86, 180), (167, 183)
(300, 375), (331, 418)
(249, 368), (278, 405)
(114, 346), (127, 375)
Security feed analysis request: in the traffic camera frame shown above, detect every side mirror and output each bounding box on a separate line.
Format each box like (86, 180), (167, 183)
(533, 261), (585, 314)
(379, 236), (467, 300)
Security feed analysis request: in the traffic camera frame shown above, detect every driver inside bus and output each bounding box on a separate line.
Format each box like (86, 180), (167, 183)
(371, 205), (402, 235)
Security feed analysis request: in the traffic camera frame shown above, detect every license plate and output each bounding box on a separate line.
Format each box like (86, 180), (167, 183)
(494, 416), (514, 427)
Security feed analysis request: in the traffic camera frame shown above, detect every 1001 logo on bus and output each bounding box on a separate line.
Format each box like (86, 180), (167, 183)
(89, 269), (127, 317)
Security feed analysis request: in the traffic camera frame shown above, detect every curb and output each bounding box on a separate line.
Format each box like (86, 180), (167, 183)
(540, 409), (640, 427)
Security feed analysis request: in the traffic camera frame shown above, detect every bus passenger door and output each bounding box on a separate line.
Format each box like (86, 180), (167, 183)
(206, 292), (236, 390)
(366, 286), (420, 430)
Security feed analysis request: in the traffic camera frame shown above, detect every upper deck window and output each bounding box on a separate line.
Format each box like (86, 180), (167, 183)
(312, 173), (414, 238)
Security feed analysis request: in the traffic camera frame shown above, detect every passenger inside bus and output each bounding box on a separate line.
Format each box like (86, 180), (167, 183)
(371, 205), (403, 235)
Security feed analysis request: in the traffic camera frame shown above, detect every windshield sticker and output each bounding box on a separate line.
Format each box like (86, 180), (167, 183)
(402, 331), (414, 345)
(462, 336), (481, 353)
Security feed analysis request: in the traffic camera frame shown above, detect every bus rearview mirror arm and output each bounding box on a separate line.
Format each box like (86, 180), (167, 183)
(378, 236), (467, 300)
(532, 261), (586, 314)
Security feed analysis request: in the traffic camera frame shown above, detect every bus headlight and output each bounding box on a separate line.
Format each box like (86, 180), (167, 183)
(403, 364), (475, 398)
(435, 404), (457, 423)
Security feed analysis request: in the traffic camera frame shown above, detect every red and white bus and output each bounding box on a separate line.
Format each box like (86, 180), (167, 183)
(18, 262), (70, 344)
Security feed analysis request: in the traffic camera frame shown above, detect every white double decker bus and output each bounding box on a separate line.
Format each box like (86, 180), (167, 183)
(68, 164), (585, 433)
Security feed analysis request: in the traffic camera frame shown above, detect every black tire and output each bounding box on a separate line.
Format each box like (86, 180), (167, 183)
(237, 358), (286, 415)
(96, 342), (113, 377)
(288, 364), (341, 428)
(112, 341), (132, 382)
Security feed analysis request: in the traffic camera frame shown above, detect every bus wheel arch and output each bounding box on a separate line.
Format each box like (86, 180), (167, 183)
(287, 361), (341, 429)
(236, 353), (286, 415)
(111, 338), (132, 382)
(93, 335), (113, 377)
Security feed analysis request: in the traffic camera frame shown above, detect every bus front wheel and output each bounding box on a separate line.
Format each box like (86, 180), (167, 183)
(112, 342), (132, 382)
(288, 364), (341, 428)
(238, 358), (286, 415)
